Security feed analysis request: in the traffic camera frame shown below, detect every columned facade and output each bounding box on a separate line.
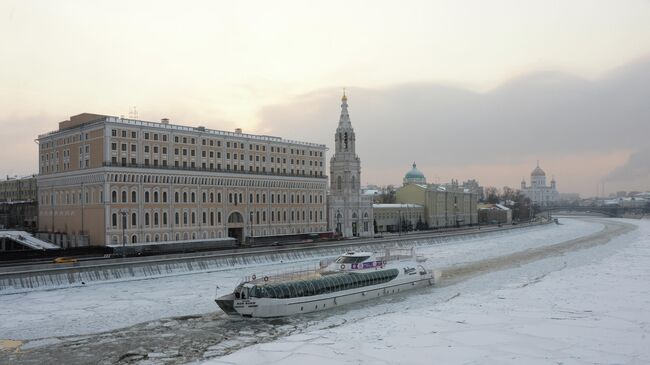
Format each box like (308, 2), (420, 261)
(327, 93), (374, 238)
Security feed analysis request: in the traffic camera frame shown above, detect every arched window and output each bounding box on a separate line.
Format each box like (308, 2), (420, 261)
(154, 191), (159, 203)
(183, 212), (188, 225)
(131, 235), (137, 244)
(337, 176), (342, 190)
(210, 192), (214, 203)
(131, 212), (137, 226)
(175, 192), (179, 203)
(163, 212), (168, 225)
(162, 191), (167, 203)
(154, 212), (159, 226)
(131, 191), (137, 203)
(112, 213), (118, 227)
(202, 192), (207, 203)
(145, 191), (150, 203)
(191, 212), (196, 224)
(112, 191), (117, 203)
(183, 192), (188, 203)
(121, 190), (127, 203)
(175, 212), (179, 225)
(145, 212), (150, 226)
(191, 192), (196, 203)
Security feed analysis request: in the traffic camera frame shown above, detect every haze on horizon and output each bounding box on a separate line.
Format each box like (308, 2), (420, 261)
(1, 0), (649, 197)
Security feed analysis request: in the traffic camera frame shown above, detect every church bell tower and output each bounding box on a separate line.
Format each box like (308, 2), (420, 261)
(327, 91), (373, 238)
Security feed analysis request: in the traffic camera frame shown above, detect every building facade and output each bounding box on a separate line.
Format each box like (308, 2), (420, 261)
(373, 203), (425, 233)
(0, 175), (37, 202)
(386, 163), (478, 228)
(521, 162), (558, 206)
(37, 113), (328, 247)
(327, 93), (374, 238)
(0, 175), (38, 231)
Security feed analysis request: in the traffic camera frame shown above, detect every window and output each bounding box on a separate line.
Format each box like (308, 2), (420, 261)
(145, 191), (150, 203)
(112, 213), (117, 227)
(122, 191), (127, 203)
(131, 213), (137, 226)
(145, 212), (150, 226)
(131, 191), (137, 203)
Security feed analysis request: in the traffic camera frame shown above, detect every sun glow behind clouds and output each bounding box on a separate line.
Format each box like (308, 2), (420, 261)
(1, 0), (649, 191)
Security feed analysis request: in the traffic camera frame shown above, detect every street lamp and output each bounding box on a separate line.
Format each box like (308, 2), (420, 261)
(336, 210), (341, 237)
(249, 211), (254, 245)
(120, 210), (127, 258)
(398, 209), (402, 236)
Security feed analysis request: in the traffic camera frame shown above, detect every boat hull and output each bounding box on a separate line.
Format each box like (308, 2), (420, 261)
(220, 270), (439, 318)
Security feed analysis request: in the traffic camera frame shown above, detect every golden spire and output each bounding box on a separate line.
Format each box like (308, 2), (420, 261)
(342, 87), (347, 102)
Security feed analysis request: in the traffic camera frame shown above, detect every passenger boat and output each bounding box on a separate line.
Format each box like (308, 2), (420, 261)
(215, 248), (440, 318)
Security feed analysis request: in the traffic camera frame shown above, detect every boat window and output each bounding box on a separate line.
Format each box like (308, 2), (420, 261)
(254, 269), (400, 299)
(335, 256), (370, 264)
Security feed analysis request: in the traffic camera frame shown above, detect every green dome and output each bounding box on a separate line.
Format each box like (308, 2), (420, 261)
(404, 162), (427, 185)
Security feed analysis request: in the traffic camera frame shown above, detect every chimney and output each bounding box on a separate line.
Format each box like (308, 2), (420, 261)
(161, 118), (169, 124)
(235, 128), (242, 134)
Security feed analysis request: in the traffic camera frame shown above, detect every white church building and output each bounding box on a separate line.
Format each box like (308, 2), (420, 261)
(327, 93), (374, 238)
(521, 162), (559, 206)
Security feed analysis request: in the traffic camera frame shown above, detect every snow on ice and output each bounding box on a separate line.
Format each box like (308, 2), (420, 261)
(204, 218), (650, 364)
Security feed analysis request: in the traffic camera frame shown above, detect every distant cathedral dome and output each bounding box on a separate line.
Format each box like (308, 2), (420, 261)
(531, 163), (546, 177)
(404, 162), (426, 185)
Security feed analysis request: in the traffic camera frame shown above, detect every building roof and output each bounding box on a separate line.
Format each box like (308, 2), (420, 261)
(373, 204), (424, 209)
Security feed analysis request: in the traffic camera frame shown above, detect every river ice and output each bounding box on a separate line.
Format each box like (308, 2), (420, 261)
(2, 218), (648, 365)
(203, 218), (650, 365)
(0, 219), (601, 341)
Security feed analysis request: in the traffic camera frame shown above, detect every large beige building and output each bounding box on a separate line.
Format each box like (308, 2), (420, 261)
(37, 113), (328, 247)
(373, 163), (478, 231)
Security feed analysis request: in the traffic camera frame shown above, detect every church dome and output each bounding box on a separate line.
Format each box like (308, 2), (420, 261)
(404, 162), (426, 185)
(531, 165), (546, 177)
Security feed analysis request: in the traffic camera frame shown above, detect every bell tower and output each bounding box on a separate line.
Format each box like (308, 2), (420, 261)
(327, 91), (373, 238)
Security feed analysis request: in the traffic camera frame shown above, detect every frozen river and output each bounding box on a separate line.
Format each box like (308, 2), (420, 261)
(1, 217), (647, 364)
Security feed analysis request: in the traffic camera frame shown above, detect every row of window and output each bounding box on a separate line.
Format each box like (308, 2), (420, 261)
(109, 190), (324, 205)
(111, 129), (324, 157)
(111, 208), (326, 229)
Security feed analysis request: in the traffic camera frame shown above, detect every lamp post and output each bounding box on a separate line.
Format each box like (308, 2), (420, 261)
(398, 209), (402, 236)
(120, 210), (127, 258)
(249, 211), (254, 245)
(336, 210), (341, 237)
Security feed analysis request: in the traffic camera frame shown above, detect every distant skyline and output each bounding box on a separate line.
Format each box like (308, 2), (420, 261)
(1, 0), (649, 197)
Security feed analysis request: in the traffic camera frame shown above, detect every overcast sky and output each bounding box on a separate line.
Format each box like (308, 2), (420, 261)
(1, 0), (649, 197)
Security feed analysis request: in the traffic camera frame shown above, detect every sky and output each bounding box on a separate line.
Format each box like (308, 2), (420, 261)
(1, 0), (649, 197)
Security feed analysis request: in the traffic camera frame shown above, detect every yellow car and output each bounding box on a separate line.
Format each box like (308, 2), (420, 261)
(53, 257), (78, 264)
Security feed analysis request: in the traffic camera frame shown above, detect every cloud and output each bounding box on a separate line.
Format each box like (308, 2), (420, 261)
(604, 147), (650, 183)
(256, 57), (650, 194)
